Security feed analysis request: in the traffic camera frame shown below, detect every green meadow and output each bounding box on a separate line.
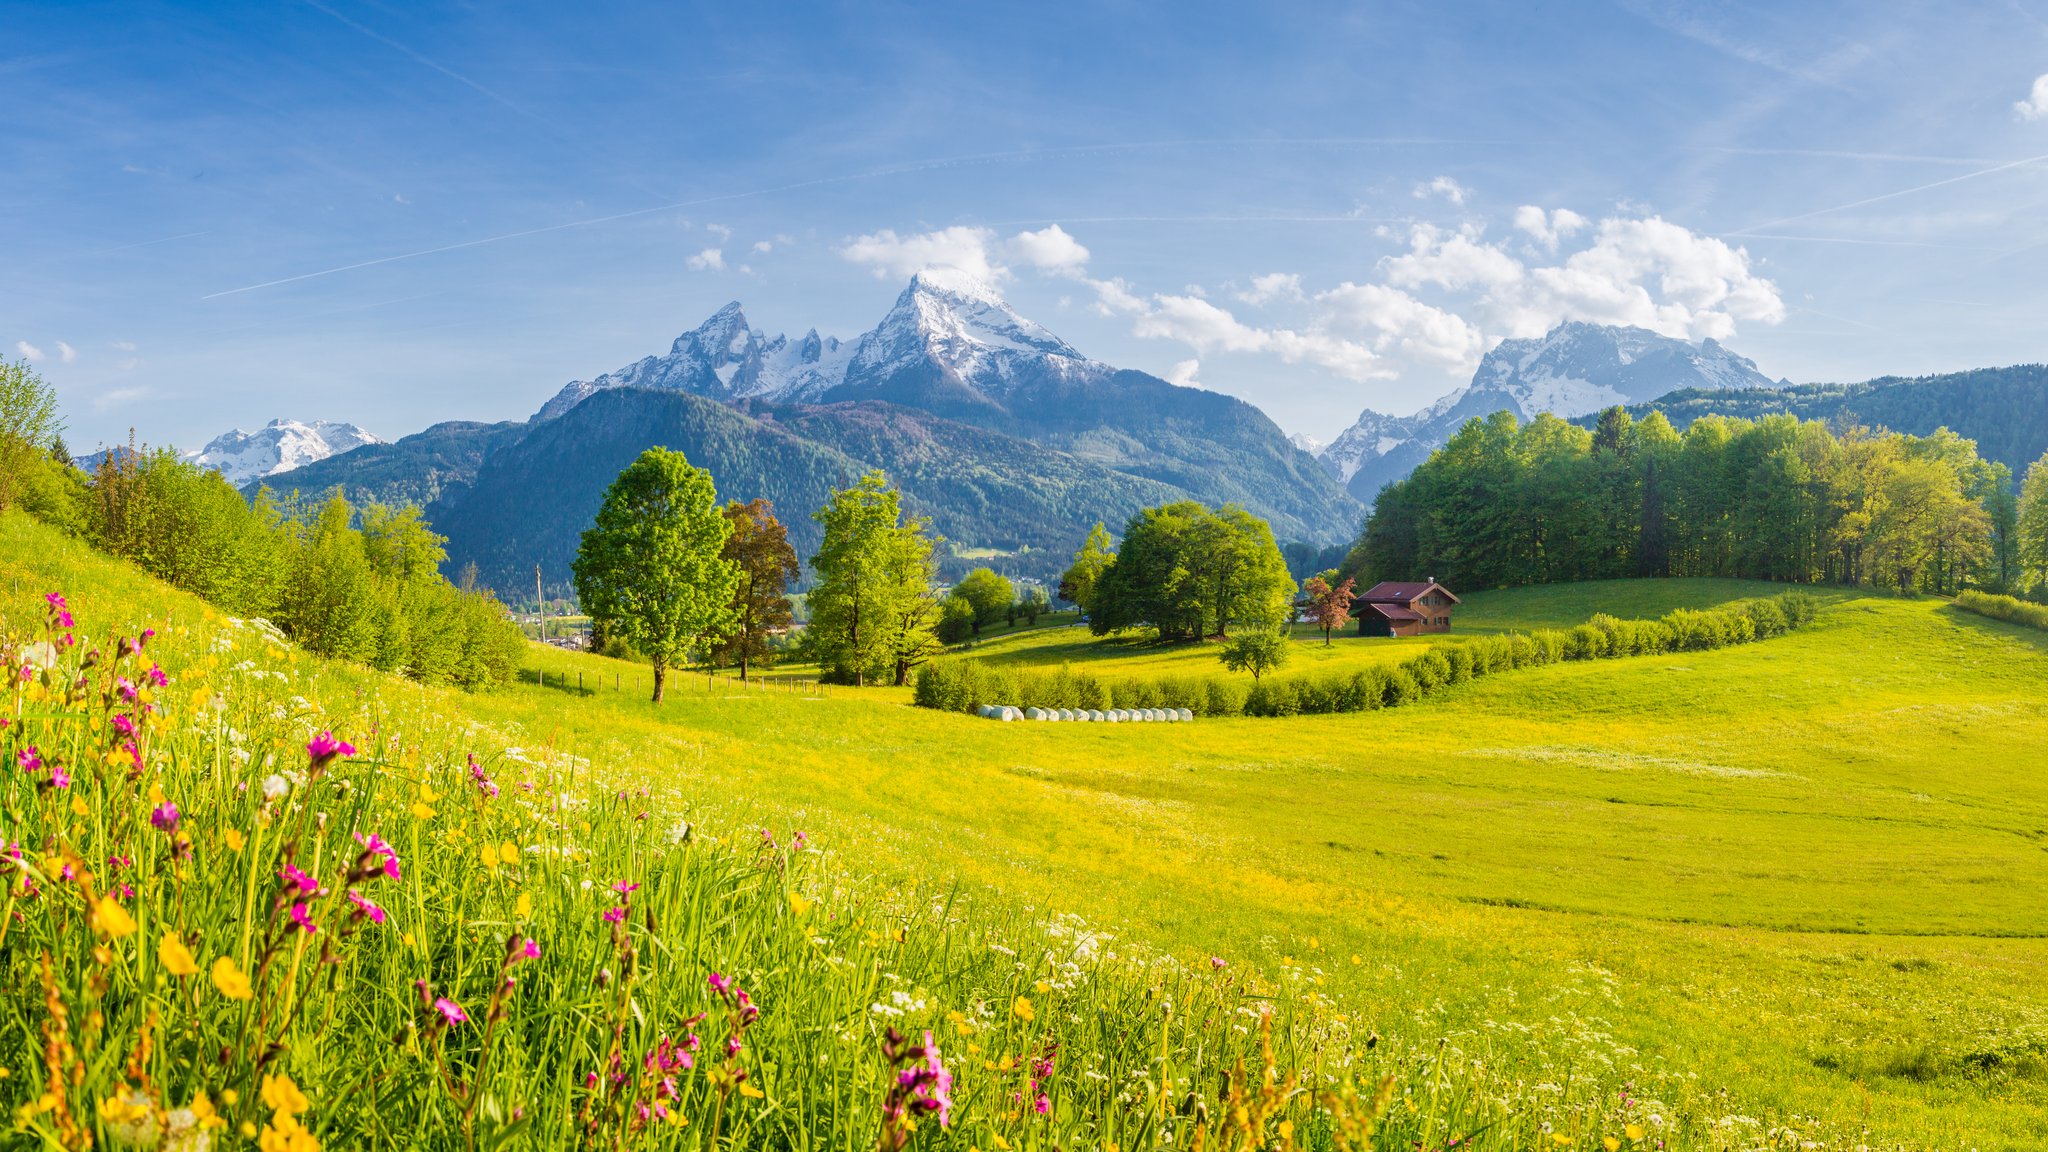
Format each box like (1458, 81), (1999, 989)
(5, 509), (2047, 1149)
(475, 575), (2048, 1146)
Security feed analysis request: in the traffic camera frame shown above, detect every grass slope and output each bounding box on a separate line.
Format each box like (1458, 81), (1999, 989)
(6, 512), (2046, 1148)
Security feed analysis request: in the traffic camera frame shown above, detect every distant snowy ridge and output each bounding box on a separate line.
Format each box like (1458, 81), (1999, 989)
(534, 269), (1111, 422)
(180, 419), (381, 487)
(1317, 321), (1781, 500)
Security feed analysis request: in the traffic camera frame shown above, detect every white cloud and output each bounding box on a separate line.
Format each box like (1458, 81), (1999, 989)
(1413, 176), (1470, 205)
(57, 341), (76, 363)
(2017, 74), (2048, 121)
(1131, 294), (1382, 381)
(752, 240), (774, 254)
(93, 386), (148, 410)
(1237, 272), (1303, 305)
(1004, 224), (1091, 275)
(707, 223), (732, 242)
(1165, 359), (1202, 387)
(686, 247), (725, 271)
(840, 226), (1004, 281)
(1511, 205), (1588, 252)
(15, 340), (43, 362)
(1384, 224), (1524, 292)
(1314, 282), (1486, 373)
(1509, 216), (1784, 339)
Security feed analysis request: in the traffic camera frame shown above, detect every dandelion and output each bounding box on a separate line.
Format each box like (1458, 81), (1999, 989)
(159, 932), (201, 977)
(150, 802), (180, 834)
(1013, 996), (1035, 1022)
(1626, 1124), (1645, 1141)
(211, 956), (253, 1000)
(224, 829), (245, 852)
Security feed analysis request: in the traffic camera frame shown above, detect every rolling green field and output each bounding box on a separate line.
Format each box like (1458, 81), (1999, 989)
(5, 511), (2046, 1149)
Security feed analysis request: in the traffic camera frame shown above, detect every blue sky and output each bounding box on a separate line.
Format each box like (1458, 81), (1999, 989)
(7, 0), (2048, 453)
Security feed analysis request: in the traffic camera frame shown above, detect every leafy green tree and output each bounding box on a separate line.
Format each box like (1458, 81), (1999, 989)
(573, 448), (740, 702)
(1219, 628), (1290, 681)
(713, 498), (800, 680)
(1058, 523), (1115, 613)
(1092, 502), (1294, 640)
(952, 567), (1014, 636)
(2020, 450), (2048, 592)
(936, 595), (975, 645)
(0, 357), (63, 512)
(808, 471), (941, 686)
(1018, 586), (1048, 624)
(361, 502), (449, 585)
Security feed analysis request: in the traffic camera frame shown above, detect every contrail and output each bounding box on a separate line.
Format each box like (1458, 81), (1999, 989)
(1728, 151), (2048, 235)
(202, 140), (1480, 300)
(301, 0), (529, 120)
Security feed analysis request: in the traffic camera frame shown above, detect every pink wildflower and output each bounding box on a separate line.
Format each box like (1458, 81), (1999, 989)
(707, 971), (733, 998)
(306, 730), (356, 766)
(512, 937), (541, 963)
(279, 863), (320, 895)
(354, 832), (402, 880)
(17, 747), (40, 774)
(346, 889), (387, 924)
(111, 714), (137, 738)
(602, 907), (626, 924)
(289, 901), (319, 934)
(149, 802), (179, 833)
(434, 997), (468, 1025)
(146, 664), (168, 688)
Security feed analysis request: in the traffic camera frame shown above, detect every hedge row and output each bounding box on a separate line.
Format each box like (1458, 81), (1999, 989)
(913, 592), (1818, 719)
(1954, 589), (2048, 631)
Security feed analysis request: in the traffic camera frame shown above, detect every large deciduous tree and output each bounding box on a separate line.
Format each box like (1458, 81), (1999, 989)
(713, 498), (800, 680)
(1090, 502), (1295, 641)
(950, 567), (1013, 636)
(573, 448), (739, 702)
(1058, 522), (1115, 613)
(807, 471), (941, 686)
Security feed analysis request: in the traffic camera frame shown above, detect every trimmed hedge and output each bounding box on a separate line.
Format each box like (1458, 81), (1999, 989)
(913, 591), (1818, 719)
(1954, 589), (2048, 632)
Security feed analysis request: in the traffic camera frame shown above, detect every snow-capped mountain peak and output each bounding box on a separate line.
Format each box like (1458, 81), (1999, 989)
(1318, 321), (1780, 502)
(180, 419), (381, 486)
(533, 271), (1104, 421)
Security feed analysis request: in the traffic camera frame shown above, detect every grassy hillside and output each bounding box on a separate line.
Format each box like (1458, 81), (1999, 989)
(5, 511), (2046, 1148)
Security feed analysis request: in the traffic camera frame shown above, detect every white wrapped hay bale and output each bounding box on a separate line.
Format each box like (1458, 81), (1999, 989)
(1179, 708), (1194, 721)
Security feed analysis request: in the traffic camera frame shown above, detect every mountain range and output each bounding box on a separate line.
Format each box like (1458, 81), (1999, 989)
(1315, 323), (1783, 502)
(262, 272), (1361, 595)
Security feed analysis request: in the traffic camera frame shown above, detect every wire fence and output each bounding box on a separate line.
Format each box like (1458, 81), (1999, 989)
(524, 666), (834, 698)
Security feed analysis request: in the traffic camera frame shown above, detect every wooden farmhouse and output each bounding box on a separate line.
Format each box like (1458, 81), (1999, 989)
(1354, 579), (1460, 637)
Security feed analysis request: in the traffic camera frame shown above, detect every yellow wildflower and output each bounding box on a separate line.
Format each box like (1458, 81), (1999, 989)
(788, 892), (813, 917)
(1012, 996), (1034, 1022)
(92, 896), (138, 938)
(737, 1083), (765, 1099)
(158, 932), (200, 977)
(261, 1074), (309, 1117)
(211, 956), (253, 1000)
(70, 794), (91, 817)
(1625, 1125), (1645, 1142)
(1605, 1139), (1621, 1152)
(1032, 979), (1050, 994)
(479, 843), (499, 871)
(259, 1114), (320, 1152)
(224, 829), (245, 853)
(411, 802), (436, 820)
(515, 892), (532, 919)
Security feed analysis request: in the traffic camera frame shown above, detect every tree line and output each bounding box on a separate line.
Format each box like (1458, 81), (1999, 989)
(1350, 407), (2024, 596)
(0, 360), (525, 687)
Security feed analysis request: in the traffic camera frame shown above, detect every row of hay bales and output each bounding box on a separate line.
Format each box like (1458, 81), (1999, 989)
(975, 705), (1194, 723)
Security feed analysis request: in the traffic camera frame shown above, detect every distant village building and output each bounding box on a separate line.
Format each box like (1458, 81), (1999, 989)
(1354, 579), (1459, 637)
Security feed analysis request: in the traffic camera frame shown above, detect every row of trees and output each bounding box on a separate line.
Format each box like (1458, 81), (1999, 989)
(936, 567), (1050, 643)
(574, 456), (945, 698)
(0, 360), (526, 688)
(1351, 408), (2019, 595)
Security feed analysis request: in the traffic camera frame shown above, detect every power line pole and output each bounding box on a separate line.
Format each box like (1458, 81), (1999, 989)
(535, 563), (545, 643)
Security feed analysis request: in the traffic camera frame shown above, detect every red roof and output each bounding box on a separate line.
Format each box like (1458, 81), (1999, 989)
(1356, 580), (1461, 604)
(1362, 602), (1421, 622)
